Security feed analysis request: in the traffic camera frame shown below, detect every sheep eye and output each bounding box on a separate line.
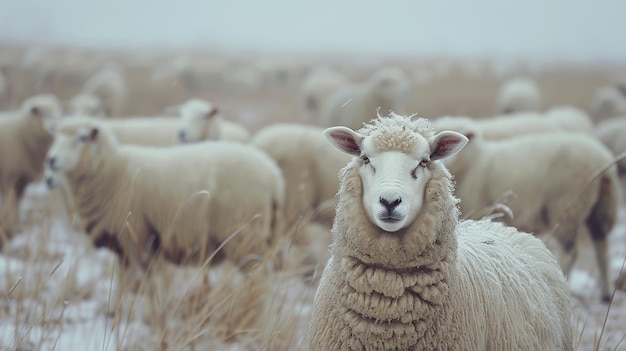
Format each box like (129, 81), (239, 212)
(361, 155), (370, 165)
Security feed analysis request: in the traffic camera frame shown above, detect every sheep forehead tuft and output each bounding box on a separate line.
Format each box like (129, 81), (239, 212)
(358, 113), (434, 154)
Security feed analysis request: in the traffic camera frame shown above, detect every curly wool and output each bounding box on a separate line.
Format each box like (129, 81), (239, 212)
(309, 114), (572, 351)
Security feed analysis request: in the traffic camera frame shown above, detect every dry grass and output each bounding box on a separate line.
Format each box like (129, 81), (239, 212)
(1, 44), (626, 350)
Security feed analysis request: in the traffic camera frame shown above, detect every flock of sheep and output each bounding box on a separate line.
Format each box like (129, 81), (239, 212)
(1, 57), (626, 350)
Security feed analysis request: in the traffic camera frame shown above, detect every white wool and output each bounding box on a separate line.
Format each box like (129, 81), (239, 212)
(433, 117), (621, 301)
(66, 93), (108, 117)
(81, 66), (127, 116)
(46, 117), (285, 314)
(297, 66), (350, 122)
(177, 98), (250, 143)
(496, 76), (541, 114)
(591, 85), (626, 120)
(309, 114), (572, 350)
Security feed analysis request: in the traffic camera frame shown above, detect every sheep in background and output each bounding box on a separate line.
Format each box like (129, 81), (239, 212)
(0, 94), (62, 236)
(177, 98), (250, 143)
(297, 66), (350, 122)
(433, 107), (592, 141)
(81, 65), (127, 116)
(44, 117), (285, 314)
(66, 93), (108, 117)
(591, 85), (626, 120)
(309, 113), (572, 350)
(432, 116), (621, 301)
(496, 76), (541, 114)
(320, 66), (412, 130)
(595, 116), (626, 174)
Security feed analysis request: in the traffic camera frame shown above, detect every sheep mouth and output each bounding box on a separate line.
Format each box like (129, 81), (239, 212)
(379, 215), (402, 223)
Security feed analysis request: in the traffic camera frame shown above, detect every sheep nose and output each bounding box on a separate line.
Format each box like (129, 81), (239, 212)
(47, 156), (57, 170)
(379, 196), (402, 212)
(178, 130), (186, 142)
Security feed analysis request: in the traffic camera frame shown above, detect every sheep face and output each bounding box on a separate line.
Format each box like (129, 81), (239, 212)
(43, 166), (62, 190)
(178, 100), (220, 143)
(325, 125), (467, 232)
(46, 123), (99, 173)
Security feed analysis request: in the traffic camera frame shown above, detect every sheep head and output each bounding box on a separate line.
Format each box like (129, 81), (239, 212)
(178, 98), (220, 143)
(324, 114), (467, 232)
(46, 118), (103, 174)
(21, 94), (63, 135)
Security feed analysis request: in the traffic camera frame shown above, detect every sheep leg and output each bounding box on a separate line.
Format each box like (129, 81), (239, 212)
(591, 237), (613, 302)
(556, 239), (577, 279)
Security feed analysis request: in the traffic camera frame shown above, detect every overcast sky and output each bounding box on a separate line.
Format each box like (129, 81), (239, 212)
(0, 0), (623, 62)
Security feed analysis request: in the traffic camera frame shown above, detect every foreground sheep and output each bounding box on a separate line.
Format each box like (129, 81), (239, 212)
(45, 117), (285, 311)
(320, 66), (412, 130)
(595, 116), (626, 174)
(433, 117), (620, 301)
(66, 93), (108, 117)
(297, 66), (350, 122)
(308, 114), (572, 350)
(496, 76), (541, 114)
(0, 94), (62, 233)
(177, 99), (250, 143)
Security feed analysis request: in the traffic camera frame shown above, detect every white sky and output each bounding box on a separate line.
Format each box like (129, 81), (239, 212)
(0, 0), (623, 62)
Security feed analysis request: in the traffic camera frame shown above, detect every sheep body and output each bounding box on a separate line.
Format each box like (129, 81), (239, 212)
(67, 93), (107, 117)
(435, 117), (620, 300)
(297, 66), (350, 122)
(591, 86), (626, 120)
(47, 117), (285, 276)
(104, 116), (180, 146)
(177, 99), (250, 143)
(320, 66), (411, 130)
(435, 107), (592, 141)
(496, 76), (541, 114)
(309, 114), (572, 350)
(81, 66), (127, 116)
(0, 94), (62, 232)
(250, 123), (351, 229)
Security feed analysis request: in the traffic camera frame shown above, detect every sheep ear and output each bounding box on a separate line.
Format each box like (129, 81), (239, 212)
(430, 131), (468, 161)
(323, 126), (363, 156)
(206, 107), (219, 119)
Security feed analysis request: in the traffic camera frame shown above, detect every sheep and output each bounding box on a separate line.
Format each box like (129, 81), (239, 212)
(250, 123), (351, 229)
(591, 86), (626, 120)
(308, 113), (572, 350)
(594, 116), (626, 174)
(104, 116), (181, 146)
(66, 93), (108, 117)
(432, 116), (620, 301)
(177, 98), (250, 143)
(320, 66), (412, 130)
(297, 66), (350, 122)
(496, 76), (541, 114)
(433, 106), (592, 141)
(44, 117), (285, 313)
(81, 65), (127, 116)
(0, 94), (62, 235)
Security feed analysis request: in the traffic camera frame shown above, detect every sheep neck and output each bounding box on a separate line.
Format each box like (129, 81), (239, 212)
(16, 115), (52, 175)
(66, 135), (132, 240)
(329, 162), (460, 349)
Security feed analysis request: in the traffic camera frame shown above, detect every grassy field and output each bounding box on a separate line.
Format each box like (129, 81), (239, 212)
(0, 44), (625, 350)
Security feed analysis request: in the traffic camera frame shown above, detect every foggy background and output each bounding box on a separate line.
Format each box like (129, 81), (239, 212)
(0, 0), (624, 63)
